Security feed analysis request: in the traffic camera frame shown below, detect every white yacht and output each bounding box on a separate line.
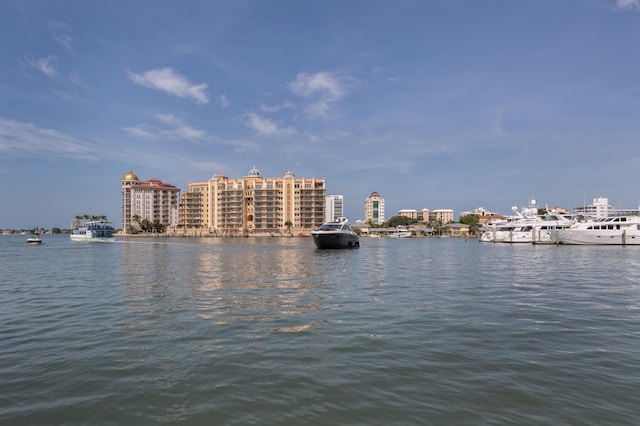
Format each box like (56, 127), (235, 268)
(387, 225), (412, 238)
(480, 201), (573, 244)
(557, 215), (640, 245)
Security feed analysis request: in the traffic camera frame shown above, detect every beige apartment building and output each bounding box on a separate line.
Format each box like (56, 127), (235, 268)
(364, 192), (385, 224)
(180, 167), (326, 234)
(121, 170), (181, 232)
(398, 207), (454, 224)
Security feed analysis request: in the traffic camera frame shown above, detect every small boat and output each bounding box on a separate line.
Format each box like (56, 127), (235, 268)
(70, 219), (115, 242)
(26, 233), (42, 244)
(311, 219), (360, 249)
(557, 215), (640, 245)
(387, 225), (412, 238)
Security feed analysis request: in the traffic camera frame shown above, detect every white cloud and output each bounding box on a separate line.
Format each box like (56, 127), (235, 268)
(289, 72), (345, 118)
(245, 112), (296, 136)
(49, 20), (75, 54)
(0, 118), (92, 158)
(617, 0), (639, 9)
(26, 55), (58, 77)
(219, 94), (230, 108)
(128, 67), (209, 104)
(123, 126), (154, 139)
(260, 100), (295, 113)
(126, 114), (205, 141)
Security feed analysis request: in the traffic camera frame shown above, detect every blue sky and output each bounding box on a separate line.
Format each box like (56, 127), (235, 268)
(1, 0), (639, 229)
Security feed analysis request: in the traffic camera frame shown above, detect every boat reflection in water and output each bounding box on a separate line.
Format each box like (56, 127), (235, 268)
(311, 219), (360, 249)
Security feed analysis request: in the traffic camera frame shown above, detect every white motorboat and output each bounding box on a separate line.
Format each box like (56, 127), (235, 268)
(26, 234), (42, 244)
(70, 220), (115, 242)
(387, 225), (412, 238)
(557, 215), (640, 245)
(311, 219), (360, 249)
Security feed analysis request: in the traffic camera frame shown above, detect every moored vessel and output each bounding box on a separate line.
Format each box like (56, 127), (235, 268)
(387, 225), (412, 238)
(557, 215), (640, 245)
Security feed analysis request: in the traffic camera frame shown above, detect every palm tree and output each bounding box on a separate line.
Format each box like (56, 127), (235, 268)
(284, 220), (293, 234)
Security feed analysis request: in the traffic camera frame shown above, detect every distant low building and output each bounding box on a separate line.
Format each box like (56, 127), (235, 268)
(442, 223), (470, 237)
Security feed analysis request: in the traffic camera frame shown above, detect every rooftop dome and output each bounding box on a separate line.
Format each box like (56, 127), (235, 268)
(122, 169), (139, 181)
(248, 166), (261, 177)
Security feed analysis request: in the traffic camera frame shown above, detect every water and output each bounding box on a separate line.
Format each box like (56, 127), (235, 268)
(1, 235), (639, 425)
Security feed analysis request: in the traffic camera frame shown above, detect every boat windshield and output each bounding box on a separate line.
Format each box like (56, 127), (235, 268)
(318, 223), (343, 231)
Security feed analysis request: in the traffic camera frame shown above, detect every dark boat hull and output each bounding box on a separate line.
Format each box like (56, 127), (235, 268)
(312, 232), (359, 249)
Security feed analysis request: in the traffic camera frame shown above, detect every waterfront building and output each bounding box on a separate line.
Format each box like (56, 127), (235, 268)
(431, 209), (454, 225)
(399, 207), (453, 224)
(180, 167), (325, 234)
(574, 197), (615, 218)
(325, 195), (344, 222)
(398, 209), (419, 220)
(364, 192), (385, 224)
(121, 170), (181, 232)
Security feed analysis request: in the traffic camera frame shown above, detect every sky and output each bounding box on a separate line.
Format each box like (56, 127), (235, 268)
(1, 0), (639, 229)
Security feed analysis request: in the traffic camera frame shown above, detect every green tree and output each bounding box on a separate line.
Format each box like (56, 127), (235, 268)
(385, 215), (418, 228)
(152, 220), (167, 233)
(284, 220), (293, 234)
(459, 214), (481, 236)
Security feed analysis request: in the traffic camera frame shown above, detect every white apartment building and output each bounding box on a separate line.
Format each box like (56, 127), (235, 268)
(325, 195), (344, 222)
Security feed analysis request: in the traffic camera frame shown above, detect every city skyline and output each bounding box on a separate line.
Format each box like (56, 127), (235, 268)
(1, 1), (639, 229)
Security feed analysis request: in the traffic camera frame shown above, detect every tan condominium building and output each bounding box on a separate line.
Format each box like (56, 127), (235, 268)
(121, 170), (181, 232)
(364, 192), (385, 224)
(398, 208), (453, 224)
(180, 166), (326, 234)
(431, 209), (454, 224)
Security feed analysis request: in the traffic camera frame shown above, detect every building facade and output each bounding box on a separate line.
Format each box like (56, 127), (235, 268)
(364, 192), (385, 224)
(325, 195), (344, 222)
(574, 197), (615, 218)
(179, 167), (326, 234)
(121, 170), (181, 232)
(431, 209), (454, 224)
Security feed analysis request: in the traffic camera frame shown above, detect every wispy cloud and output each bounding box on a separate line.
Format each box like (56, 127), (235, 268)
(289, 72), (345, 118)
(25, 55), (58, 77)
(0, 118), (92, 158)
(128, 67), (209, 104)
(49, 19), (75, 54)
(123, 125), (155, 139)
(260, 100), (295, 113)
(219, 94), (230, 108)
(244, 112), (297, 136)
(617, 0), (639, 9)
(125, 114), (206, 141)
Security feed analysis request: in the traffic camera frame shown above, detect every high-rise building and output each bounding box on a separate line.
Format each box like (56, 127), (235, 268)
(121, 170), (180, 232)
(364, 191), (385, 224)
(180, 166), (326, 234)
(325, 195), (344, 222)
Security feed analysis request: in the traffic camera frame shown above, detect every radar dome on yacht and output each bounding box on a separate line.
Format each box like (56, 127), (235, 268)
(122, 170), (139, 181)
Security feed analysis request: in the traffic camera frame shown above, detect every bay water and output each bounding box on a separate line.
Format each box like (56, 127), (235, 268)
(1, 235), (639, 425)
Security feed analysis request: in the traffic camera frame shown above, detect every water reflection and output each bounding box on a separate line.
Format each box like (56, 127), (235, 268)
(120, 238), (334, 335)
